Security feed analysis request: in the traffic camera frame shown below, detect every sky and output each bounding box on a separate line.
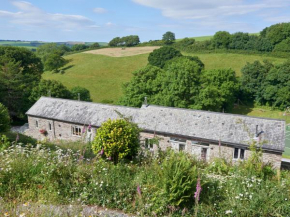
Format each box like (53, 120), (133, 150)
(0, 0), (290, 42)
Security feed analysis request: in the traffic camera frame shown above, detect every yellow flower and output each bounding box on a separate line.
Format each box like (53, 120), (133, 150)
(4, 212), (9, 217)
(19, 213), (26, 217)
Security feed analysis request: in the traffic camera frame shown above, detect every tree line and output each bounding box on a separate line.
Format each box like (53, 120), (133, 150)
(119, 47), (290, 111)
(172, 22), (290, 55)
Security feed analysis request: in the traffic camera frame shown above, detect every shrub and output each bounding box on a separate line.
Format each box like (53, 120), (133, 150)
(92, 118), (140, 164)
(70, 86), (92, 102)
(0, 103), (10, 132)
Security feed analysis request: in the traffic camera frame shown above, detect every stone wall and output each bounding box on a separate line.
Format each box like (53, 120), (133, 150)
(27, 116), (96, 142)
(27, 116), (282, 168)
(140, 131), (282, 168)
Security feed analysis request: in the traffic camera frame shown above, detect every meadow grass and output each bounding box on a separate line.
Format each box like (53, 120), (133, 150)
(183, 52), (286, 76)
(43, 53), (148, 103)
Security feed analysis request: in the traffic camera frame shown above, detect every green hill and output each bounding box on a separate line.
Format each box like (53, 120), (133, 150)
(43, 49), (286, 103)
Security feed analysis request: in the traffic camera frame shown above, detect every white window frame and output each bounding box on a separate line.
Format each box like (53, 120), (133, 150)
(72, 125), (82, 137)
(233, 148), (245, 160)
(144, 138), (154, 151)
(170, 137), (186, 152)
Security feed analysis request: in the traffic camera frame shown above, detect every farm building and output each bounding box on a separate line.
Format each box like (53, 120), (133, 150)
(26, 97), (285, 168)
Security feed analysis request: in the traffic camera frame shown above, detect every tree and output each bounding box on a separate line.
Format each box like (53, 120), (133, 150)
(109, 37), (121, 47)
(0, 103), (10, 132)
(197, 69), (239, 112)
(162, 31), (176, 44)
(261, 60), (290, 109)
(71, 44), (89, 51)
(29, 80), (71, 102)
(90, 42), (100, 49)
(148, 47), (182, 68)
(70, 86), (92, 102)
(44, 52), (67, 72)
(229, 32), (249, 50)
(0, 47), (43, 119)
(119, 65), (164, 107)
(264, 22), (290, 45)
(274, 38), (290, 52)
(212, 31), (231, 49)
(240, 60), (273, 102)
(92, 118), (140, 164)
(153, 57), (202, 108)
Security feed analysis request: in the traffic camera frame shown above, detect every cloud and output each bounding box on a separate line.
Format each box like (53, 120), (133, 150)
(93, 8), (108, 14)
(0, 1), (96, 30)
(132, 0), (289, 20)
(105, 22), (115, 27)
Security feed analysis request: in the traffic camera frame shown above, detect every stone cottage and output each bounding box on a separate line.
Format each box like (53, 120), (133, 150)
(26, 97), (285, 168)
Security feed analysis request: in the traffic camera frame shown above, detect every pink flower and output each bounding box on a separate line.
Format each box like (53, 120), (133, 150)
(88, 124), (92, 130)
(194, 177), (202, 202)
(82, 126), (86, 134)
(137, 185), (142, 197)
(100, 148), (104, 156)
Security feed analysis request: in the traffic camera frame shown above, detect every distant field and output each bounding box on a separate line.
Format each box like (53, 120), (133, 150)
(176, 33), (259, 42)
(184, 52), (286, 76)
(84, 46), (160, 57)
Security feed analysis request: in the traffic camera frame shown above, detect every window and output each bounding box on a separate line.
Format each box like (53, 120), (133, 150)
(201, 148), (207, 161)
(48, 122), (52, 131)
(35, 120), (39, 128)
(145, 138), (154, 150)
(233, 148), (245, 160)
(179, 144), (185, 151)
(72, 125), (82, 136)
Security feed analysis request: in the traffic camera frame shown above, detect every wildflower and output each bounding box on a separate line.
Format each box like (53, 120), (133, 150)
(4, 213), (9, 217)
(100, 148), (104, 156)
(16, 133), (19, 143)
(225, 210), (233, 214)
(194, 177), (202, 202)
(19, 213), (26, 217)
(23, 202), (29, 207)
(137, 185), (142, 197)
(82, 126), (86, 134)
(88, 124), (92, 130)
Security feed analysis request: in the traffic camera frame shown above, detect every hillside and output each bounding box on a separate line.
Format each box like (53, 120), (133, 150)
(176, 33), (259, 42)
(43, 48), (286, 103)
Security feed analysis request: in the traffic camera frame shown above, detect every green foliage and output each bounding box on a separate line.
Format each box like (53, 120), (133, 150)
(264, 22), (290, 45)
(148, 47), (182, 68)
(158, 151), (197, 207)
(197, 68), (239, 112)
(109, 35), (140, 47)
(119, 65), (164, 107)
(212, 31), (231, 49)
(155, 57), (202, 108)
(274, 38), (290, 52)
(44, 52), (67, 72)
(90, 42), (100, 49)
(29, 79), (71, 102)
(71, 44), (89, 51)
(0, 135), (10, 151)
(240, 60), (273, 102)
(0, 103), (10, 133)
(70, 86), (92, 102)
(162, 31), (176, 45)
(0, 46), (43, 119)
(229, 32), (250, 50)
(262, 60), (290, 109)
(92, 118), (140, 164)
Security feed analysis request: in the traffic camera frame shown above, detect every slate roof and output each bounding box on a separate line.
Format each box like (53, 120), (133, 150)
(26, 97), (285, 152)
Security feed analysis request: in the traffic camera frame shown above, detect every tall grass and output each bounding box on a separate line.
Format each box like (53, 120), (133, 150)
(0, 142), (290, 216)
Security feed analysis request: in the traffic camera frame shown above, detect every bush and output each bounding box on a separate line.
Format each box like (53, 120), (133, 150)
(92, 118), (140, 164)
(0, 103), (10, 132)
(70, 86), (92, 102)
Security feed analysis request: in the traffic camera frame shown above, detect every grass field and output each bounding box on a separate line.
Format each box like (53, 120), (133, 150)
(43, 52), (148, 103)
(184, 52), (286, 76)
(43, 48), (287, 103)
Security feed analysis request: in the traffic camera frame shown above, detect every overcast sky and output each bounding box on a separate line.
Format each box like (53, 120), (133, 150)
(0, 0), (290, 42)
